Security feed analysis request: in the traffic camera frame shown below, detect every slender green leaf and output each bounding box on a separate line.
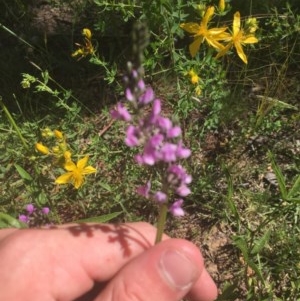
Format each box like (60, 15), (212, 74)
(233, 236), (249, 262)
(0, 212), (25, 229)
(287, 175), (300, 200)
(251, 230), (271, 255)
(14, 164), (33, 181)
(268, 152), (287, 199)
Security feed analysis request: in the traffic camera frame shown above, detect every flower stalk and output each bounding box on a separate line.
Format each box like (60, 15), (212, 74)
(0, 96), (28, 150)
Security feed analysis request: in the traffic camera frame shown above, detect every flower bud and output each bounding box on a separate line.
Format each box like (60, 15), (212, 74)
(36, 143), (49, 155)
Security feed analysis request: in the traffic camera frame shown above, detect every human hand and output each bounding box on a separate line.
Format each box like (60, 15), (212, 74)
(0, 222), (217, 301)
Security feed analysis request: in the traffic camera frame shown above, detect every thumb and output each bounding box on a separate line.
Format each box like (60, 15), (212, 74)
(95, 238), (217, 301)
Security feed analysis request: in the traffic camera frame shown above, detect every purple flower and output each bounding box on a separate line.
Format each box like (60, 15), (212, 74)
(25, 204), (35, 214)
(176, 185), (191, 197)
(125, 125), (140, 147)
(169, 199), (184, 216)
(111, 103), (132, 121)
(167, 126), (181, 138)
(139, 87), (154, 105)
(19, 214), (29, 223)
(154, 191), (167, 203)
(41, 207), (50, 215)
(125, 88), (135, 102)
(159, 142), (177, 162)
(176, 142), (191, 159)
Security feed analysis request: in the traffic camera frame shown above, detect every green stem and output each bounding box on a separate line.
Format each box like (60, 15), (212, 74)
(155, 203), (168, 244)
(0, 96), (28, 150)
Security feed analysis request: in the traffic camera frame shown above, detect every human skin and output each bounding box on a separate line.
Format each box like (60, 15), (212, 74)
(0, 222), (218, 301)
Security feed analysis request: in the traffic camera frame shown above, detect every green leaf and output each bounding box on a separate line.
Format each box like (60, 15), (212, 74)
(14, 164), (33, 181)
(74, 212), (122, 223)
(233, 236), (249, 262)
(0, 212), (26, 229)
(268, 151), (287, 199)
(247, 259), (265, 283)
(251, 230), (271, 255)
(99, 182), (113, 192)
(287, 175), (300, 200)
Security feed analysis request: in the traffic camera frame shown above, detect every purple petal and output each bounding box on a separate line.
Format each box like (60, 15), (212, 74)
(169, 199), (184, 217)
(160, 143), (177, 162)
(152, 99), (161, 115)
(138, 79), (145, 90)
(153, 191), (167, 203)
(139, 87), (154, 105)
(25, 204), (35, 214)
(167, 126), (181, 138)
(125, 125), (139, 147)
(19, 214), (29, 223)
(156, 116), (172, 130)
(41, 207), (50, 215)
(111, 103), (131, 121)
(125, 88), (135, 101)
(176, 142), (191, 159)
(176, 185), (191, 197)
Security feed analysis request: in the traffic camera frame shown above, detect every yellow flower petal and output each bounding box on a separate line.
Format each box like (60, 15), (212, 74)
(36, 143), (49, 155)
(215, 43), (233, 59)
(77, 156), (89, 169)
(82, 166), (97, 175)
(203, 6), (215, 27)
(180, 22), (200, 34)
(243, 36), (258, 44)
(189, 37), (203, 57)
(233, 12), (241, 38)
(235, 42), (248, 64)
(73, 173), (84, 189)
(55, 172), (73, 185)
(64, 160), (77, 172)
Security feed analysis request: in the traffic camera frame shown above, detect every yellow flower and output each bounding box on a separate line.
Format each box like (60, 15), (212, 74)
(188, 69), (200, 85)
(72, 28), (94, 60)
(55, 156), (96, 189)
(36, 142), (50, 155)
(180, 6), (228, 57)
(216, 11), (258, 64)
(219, 0), (225, 12)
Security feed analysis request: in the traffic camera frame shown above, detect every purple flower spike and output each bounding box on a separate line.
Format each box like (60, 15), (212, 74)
(169, 199), (184, 216)
(19, 214), (29, 223)
(41, 207), (50, 215)
(111, 103), (132, 121)
(26, 204), (35, 214)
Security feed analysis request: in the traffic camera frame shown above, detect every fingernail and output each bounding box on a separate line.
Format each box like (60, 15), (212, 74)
(159, 249), (199, 290)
